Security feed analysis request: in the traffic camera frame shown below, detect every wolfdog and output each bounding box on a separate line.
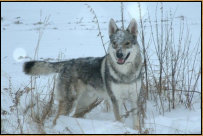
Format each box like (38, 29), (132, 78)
(23, 18), (143, 130)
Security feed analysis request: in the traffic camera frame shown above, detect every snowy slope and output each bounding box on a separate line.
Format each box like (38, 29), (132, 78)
(1, 2), (201, 134)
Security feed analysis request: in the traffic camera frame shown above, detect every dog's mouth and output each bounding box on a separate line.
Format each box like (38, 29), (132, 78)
(117, 53), (130, 65)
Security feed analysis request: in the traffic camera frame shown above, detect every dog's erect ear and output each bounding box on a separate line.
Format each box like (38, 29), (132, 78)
(109, 18), (118, 36)
(127, 19), (138, 36)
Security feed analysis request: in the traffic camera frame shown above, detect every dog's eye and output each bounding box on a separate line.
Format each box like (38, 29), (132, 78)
(112, 42), (118, 48)
(125, 42), (131, 48)
(125, 42), (130, 46)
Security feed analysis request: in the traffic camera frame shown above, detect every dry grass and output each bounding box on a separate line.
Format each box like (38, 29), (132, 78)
(85, 4), (107, 55)
(138, 2), (201, 113)
(1, 3), (201, 134)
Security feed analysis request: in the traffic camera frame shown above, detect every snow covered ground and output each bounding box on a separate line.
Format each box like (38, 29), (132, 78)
(1, 2), (201, 134)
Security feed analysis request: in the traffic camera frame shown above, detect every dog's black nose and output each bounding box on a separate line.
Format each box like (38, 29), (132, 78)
(116, 51), (123, 58)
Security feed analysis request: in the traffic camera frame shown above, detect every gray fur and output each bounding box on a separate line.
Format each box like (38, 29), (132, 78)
(110, 30), (137, 46)
(23, 18), (143, 130)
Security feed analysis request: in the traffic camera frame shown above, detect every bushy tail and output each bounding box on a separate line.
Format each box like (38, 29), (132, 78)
(23, 61), (61, 75)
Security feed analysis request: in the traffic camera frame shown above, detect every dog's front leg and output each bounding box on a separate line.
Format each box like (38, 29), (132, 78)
(110, 96), (122, 122)
(117, 100), (124, 123)
(131, 99), (140, 130)
(131, 78), (142, 130)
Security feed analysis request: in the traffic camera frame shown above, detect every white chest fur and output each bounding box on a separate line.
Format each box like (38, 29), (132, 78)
(111, 80), (141, 101)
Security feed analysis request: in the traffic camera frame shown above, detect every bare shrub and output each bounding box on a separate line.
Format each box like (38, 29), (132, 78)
(138, 2), (201, 113)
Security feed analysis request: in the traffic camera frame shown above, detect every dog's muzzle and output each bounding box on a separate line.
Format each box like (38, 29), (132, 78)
(116, 52), (130, 65)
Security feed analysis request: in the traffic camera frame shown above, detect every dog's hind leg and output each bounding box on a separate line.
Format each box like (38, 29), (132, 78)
(53, 100), (70, 125)
(73, 91), (102, 118)
(53, 78), (76, 125)
(53, 94), (75, 125)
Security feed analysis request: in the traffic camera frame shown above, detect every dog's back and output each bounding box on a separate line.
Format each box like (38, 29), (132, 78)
(23, 56), (106, 97)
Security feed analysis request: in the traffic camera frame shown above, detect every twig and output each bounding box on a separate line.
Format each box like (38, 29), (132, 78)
(138, 2), (149, 99)
(121, 2), (124, 30)
(85, 4), (107, 54)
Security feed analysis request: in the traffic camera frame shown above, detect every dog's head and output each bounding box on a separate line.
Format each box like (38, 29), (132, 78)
(108, 19), (139, 65)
